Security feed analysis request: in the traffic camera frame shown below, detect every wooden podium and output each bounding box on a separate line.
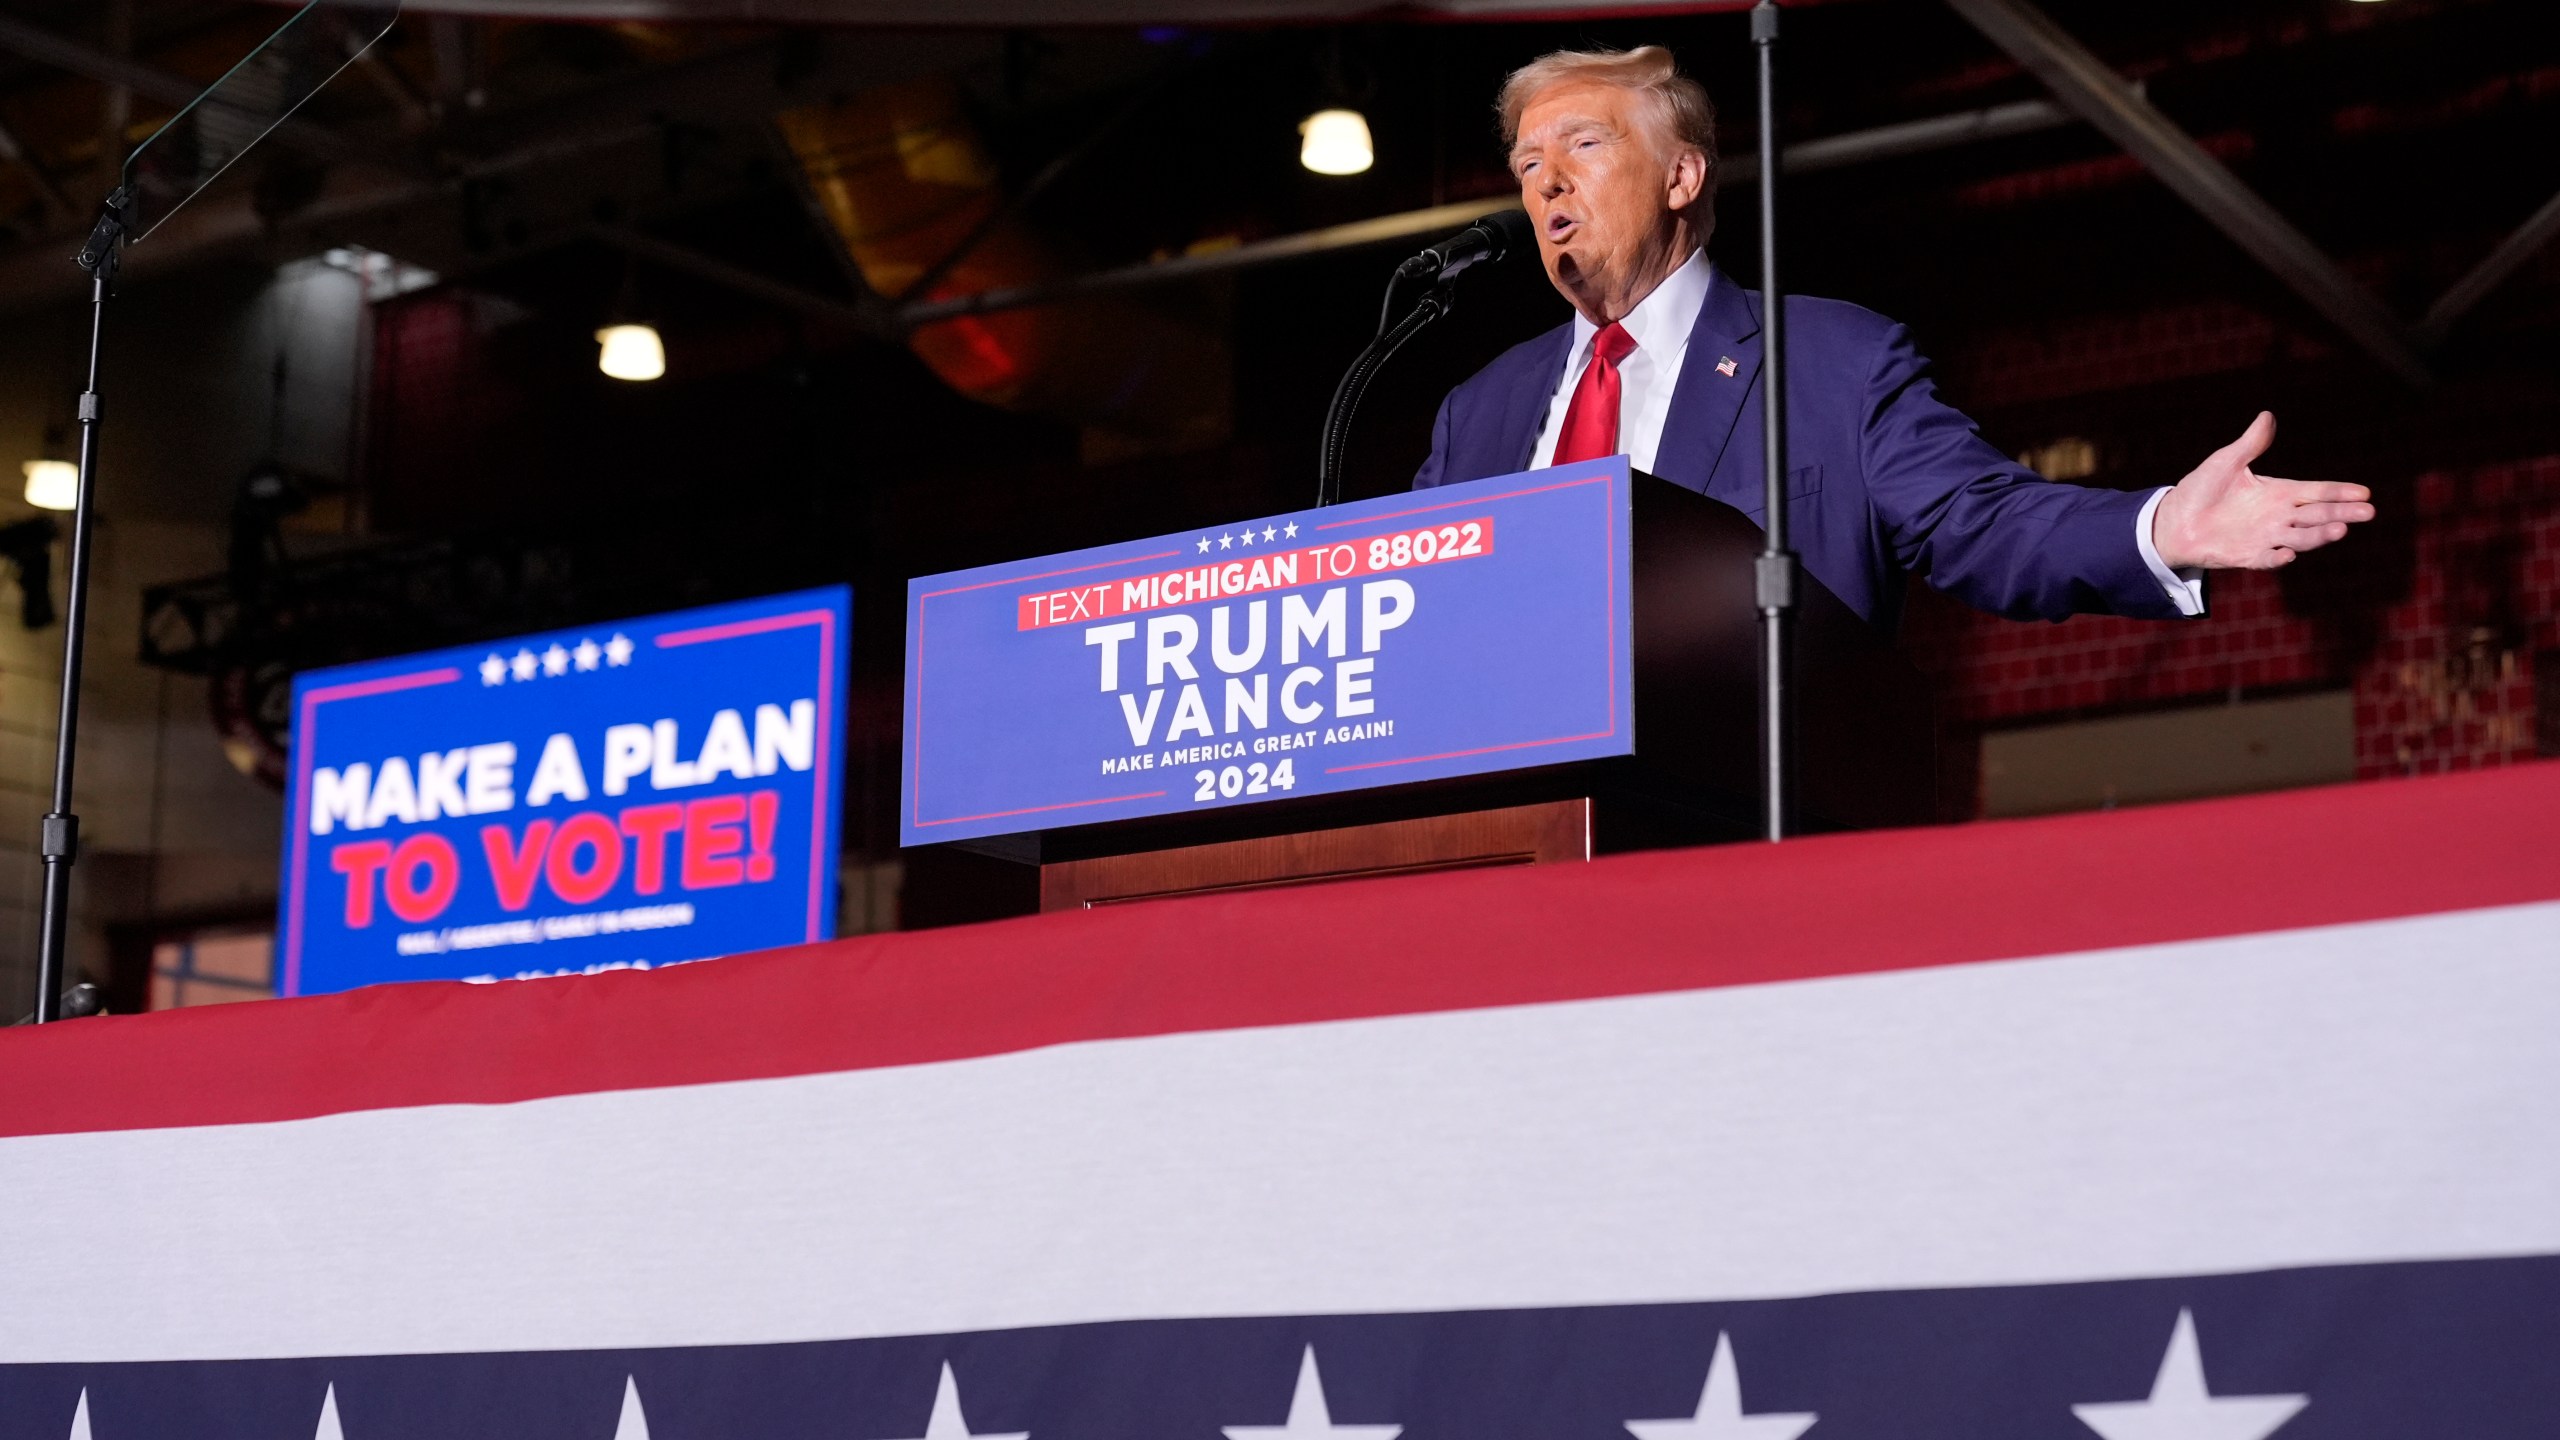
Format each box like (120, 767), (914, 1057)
(983, 473), (1935, 912)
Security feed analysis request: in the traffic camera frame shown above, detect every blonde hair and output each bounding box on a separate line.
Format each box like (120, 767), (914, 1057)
(1497, 46), (1718, 177)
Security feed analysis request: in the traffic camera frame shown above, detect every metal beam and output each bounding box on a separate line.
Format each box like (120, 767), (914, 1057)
(0, 11), (385, 173)
(0, 111), (71, 219)
(903, 94), (2093, 324)
(589, 221), (898, 340)
(0, 30), (985, 309)
(1942, 0), (2429, 386)
(902, 197), (1497, 325)
(1721, 93), (2082, 184)
(2416, 187), (2560, 347)
(354, 47), (436, 135)
(0, 10), (196, 112)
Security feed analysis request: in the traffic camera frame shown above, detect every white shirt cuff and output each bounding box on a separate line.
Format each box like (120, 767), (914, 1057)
(2135, 487), (2207, 617)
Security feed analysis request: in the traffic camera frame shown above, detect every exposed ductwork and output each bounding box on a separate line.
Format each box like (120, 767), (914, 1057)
(775, 77), (1229, 456)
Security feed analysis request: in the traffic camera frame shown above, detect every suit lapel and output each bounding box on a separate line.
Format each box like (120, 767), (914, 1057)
(1653, 263), (1762, 501)
(1499, 323), (1575, 473)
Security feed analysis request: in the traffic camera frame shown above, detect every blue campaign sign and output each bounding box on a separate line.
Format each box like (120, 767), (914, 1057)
(903, 459), (1634, 846)
(279, 586), (850, 996)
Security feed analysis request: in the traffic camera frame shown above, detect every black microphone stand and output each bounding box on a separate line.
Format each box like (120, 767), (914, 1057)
(1752, 0), (1799, 842)
(29, 188), (129, 1024)
(1317, 256), (1452, 508)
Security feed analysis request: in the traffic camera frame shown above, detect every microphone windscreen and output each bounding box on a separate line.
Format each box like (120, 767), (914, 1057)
(1478, 209), (1535, 260)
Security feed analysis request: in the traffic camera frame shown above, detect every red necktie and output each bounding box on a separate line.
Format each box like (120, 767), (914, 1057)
(1551, 321), (1638, 466)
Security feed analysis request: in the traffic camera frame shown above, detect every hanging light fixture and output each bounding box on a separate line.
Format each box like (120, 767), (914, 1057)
(595, 323), (666, 382)
(1299, 31), (1376, 177)
(1299, 108), (1374, 176)
(21, 458), (77, 511)
(596, 250), (665, 382)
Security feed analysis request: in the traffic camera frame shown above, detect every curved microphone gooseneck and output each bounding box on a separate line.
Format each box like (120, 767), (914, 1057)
(1316, 210), (1531, 509)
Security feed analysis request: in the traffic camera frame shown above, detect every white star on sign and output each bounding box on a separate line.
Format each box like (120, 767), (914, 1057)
(1240, 528), (1256, 546)
(314, 1383), (345, 1440)
(479, 653), (507, 686)
(510, 649), (538, 681)
(1625, 1333), (1816, 1440)
(605, 633), (635, 666)
(542, 643), (570, 676)
(1219, 532), (1234, 549)
(1223, 1346), (1399, 1440)
(574, 637), (602, 671)
(1198, 536), (1212, 553)
(2073, 1311), (2307, 1440)
(613, 1376), (652, 1439)
(1264, 526), (1278, 541)
(1283, 521), (1299, 538)
(63, 1389), (90, 1440)
(890, 1362), (1026, 1440)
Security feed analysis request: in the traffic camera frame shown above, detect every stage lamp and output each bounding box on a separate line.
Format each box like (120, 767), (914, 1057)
(595, 323), (666, 382)
(21, 458), (77, 511)
(1299, 109), (1374, 176)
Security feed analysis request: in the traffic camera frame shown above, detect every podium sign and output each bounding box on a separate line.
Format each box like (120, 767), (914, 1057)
(903, 459), (1635, 846)
(279, 587), (850, 996)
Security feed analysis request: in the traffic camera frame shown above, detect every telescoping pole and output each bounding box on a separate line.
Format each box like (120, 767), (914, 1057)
(1752, 0), (1796, 843)
(32, 198), (124, 1023)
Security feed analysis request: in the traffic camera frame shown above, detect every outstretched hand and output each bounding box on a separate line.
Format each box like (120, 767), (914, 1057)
(2151, 412), (2374, 572)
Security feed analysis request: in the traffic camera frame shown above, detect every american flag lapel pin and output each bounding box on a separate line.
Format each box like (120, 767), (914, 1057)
(1716, 355), (1739, 377)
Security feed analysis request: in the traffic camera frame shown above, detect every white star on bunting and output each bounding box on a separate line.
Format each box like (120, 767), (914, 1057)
(542, 643), (570, 676)
(1223, 1346), (1399, 1440)
(1219, 532), (1234, 549)
(2072, 1311), (2307, 1440)
(1263, 525), (1277, 541)
(479, 653), (507, 686)
(891, 1362), (1026, 1440)
(1198, 536), (1212, 553)
(1240, 528), (1256, 546)
(62, 1389), (90, 1440)
(574, 637), (602, 671)
(605, 633), (635, 666)
(510, 649), (538, 681)
(613, 1376), (652, 1439)
(314, 1383), (345, 1440)
(1283, 521), (1299, 538)
(1625, 1333), (1817, 1440)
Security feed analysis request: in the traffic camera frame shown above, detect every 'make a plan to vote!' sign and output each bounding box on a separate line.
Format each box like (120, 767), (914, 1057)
(903, 459), (1634, 846)
(280, 587), (849, 997)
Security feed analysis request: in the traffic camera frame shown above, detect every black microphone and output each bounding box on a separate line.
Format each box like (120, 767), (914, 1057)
(1407, 209), (1532, 281)
(1322, 209), (1531, 507)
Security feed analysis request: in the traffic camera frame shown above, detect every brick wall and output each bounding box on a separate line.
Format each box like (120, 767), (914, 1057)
(1903, 454), (2559, 815)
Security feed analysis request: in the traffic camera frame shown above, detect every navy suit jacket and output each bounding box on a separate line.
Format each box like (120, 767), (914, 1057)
(1412, 264), (2186, 631)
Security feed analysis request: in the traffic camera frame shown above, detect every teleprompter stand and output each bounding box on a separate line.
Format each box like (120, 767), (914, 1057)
(27, 192), (130, 1025)
(21, 3), (399, 1022)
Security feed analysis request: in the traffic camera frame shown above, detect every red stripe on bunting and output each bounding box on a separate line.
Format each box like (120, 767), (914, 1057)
(3, 762), (2556, 1138)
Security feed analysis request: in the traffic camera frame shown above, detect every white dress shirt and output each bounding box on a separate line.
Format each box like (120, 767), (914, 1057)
(1528, 248), (2205, 616)
(1527, 248), (1711, 476)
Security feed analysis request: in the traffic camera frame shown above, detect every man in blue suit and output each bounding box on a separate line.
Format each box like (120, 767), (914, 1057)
(1413, 47), (2376, 630)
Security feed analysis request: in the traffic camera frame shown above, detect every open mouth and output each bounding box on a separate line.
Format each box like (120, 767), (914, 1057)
(1544, 211), (1581, 245)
